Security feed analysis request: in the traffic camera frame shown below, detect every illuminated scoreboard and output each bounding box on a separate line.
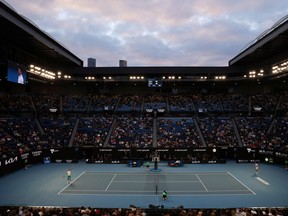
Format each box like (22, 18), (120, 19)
(147, 78), (162, 87)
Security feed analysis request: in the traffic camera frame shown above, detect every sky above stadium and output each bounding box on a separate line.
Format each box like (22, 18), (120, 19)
(4, 0), (288, 67)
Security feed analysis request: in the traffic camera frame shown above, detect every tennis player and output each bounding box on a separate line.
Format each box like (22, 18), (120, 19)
(255, 163), (259, 175)
(146, 161), (150, 171)
(162, 190), (167, 200)
(67, 169), (72, 183)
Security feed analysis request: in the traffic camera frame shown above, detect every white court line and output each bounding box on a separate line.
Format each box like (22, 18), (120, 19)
(57, 193), (257, 197)
(60, 189), (252, 196)
(63, 189), (252, 192)
(65, 189), (157, 192)
(58, 171), (86, 194)
(150, 172), (230, 175)
(84, 172), (146, 176)
(105, 173), (116, 191)
(196, 174), (208, 191)
(83, 172), (229, 175)
(255, 177), (270, 185)
(113, 180), (200, 183)
(226, 171), (256, 195)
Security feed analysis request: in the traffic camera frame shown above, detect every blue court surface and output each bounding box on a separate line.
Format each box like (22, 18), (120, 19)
(59, 171), (254, 195)
(0, 160), (287, 209)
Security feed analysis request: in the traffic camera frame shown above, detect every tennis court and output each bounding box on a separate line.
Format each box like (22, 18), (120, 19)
(1, 161), (287, 208)
(59, 171), (254, 196)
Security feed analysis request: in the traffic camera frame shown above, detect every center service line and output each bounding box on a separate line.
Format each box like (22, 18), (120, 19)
(105, 174), (117, 191)
(196, 174), (208, 191)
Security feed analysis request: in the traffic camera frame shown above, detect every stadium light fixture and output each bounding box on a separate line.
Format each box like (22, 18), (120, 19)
(28, 64), (55, 80)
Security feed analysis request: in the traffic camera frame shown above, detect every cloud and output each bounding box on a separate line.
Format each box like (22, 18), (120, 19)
(5, 0), (288, 66)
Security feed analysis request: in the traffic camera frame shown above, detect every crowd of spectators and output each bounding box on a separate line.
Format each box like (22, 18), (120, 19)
(116, 95), (143, 112)
(277, 90), (288, 114)
(89, 95), (119, 112)
(197, 117), (238, 147)
(157, 118), (202, 148)
(0, 117), (43, 158)
(220, 94), (249, 114)
(108, 116), (153, 148)
(39, 117), (76, 148)
(1, 91), (288, 158)
(143, 95), (167, 110)
(0, 92), (287, 115)
(235, 117), (272, 149)
(251, 94), (279, 116)
(0, 95), (34, 113)
(167, 94), (195, 112)
(250, 93), (279, 114)
(192, 94), (222, 113)
(1, 114), (286, 159)
(63, 95), (90, 112)
(74, 117), (113, 147)
(32, 95), (60, 113)
(266, 117), (288, 151)
(0, 205), (286, 216)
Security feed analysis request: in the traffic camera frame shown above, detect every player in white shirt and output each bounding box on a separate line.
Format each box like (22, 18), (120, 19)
(67, 169), (72, 183)
(17, 68), (24, 84)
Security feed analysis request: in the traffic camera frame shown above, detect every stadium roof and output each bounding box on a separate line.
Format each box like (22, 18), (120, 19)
(229, 15), (288, 66)
(0, 0), (83, 70)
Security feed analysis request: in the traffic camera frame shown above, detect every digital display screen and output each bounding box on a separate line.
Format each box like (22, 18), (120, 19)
(148, 79), (162, 87)
(7, 60), (27, 85)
